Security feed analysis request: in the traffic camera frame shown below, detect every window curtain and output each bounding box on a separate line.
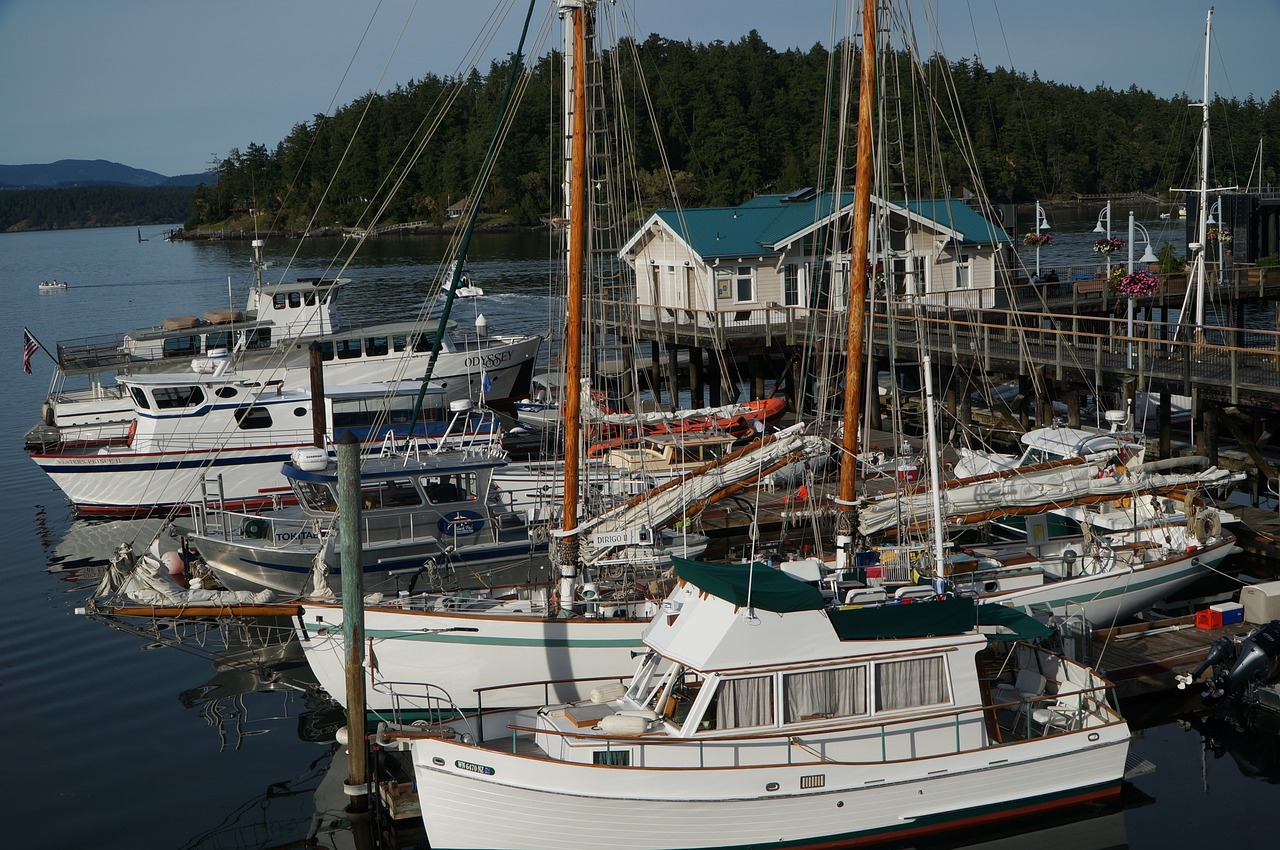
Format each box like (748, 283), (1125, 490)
(784, 666), (867, 722)
(715, 675), (774, 729)
(875, 657), (948, 711)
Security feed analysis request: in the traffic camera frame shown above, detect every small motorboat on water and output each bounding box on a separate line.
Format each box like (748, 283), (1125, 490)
(38, 279), (68, 291)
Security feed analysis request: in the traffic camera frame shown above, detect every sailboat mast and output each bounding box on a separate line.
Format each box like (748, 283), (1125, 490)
(558, 0), (589, 605)
(836, 0), (877, 569)
(1194, 7), (1212, 329)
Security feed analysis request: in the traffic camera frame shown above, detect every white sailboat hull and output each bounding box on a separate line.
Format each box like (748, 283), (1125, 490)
(295, 603), (652, 712)
(411, 726), (1128, 850)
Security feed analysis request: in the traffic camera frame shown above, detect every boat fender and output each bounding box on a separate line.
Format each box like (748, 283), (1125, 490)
(242, 518), (270, 540)
(42, 402), (55, 427)
(590, 682), (627, 704)
(126, 419), (137, 447)
(598, 713), (651, 737)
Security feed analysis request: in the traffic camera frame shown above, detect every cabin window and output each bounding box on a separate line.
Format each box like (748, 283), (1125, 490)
(392, 334), (408, 352)
(735, 266), (754, 303)
(712, 675), (774, 729)
(245, 329), (271, 350)
(162, 336), (200, 358)
(233, 406), (273, 430)
(421, 473), (478, 504)
(204, 332), (233, 352)
(335, 339), (362, 360)
(316, 341), (335, 361)
(411, 334), (433, 353)
(215, 387), (239, 399)
(303, 291), (317, 307)
(130, 387), (151, 410)
(295, 481), (336, 512)
(360, 478), (421, 510)
(954, 254), (972, 289)
(874, 656), (949, 712)
(290, 292), (302, 308)
(365, 336), (389, 357)
(783, 666), (867, 722)
(783, 263), (802, 307)
(152, 385), (205, 410)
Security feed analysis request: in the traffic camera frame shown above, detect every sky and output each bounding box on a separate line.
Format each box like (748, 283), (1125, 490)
(2, 1), (1277, 177)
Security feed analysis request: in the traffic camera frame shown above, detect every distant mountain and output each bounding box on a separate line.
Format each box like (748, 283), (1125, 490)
(0, 159), (214, 189)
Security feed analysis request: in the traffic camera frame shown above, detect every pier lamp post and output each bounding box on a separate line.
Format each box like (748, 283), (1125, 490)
(1126, 211), (1159, 368)
(1206, 199), (1224, 287)
(1094, 200), (1113, 280)
(1034, 200), (1051, 278)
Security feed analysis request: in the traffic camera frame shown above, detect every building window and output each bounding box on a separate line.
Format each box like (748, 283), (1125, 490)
(913, 256), (928, 296)
(783, 264), (802, 307)
(954, 253), (972, 289)
(735, 266), (754, 303)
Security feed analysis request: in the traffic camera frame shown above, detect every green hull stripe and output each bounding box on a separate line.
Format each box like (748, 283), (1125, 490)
(304, 624), (644, 649)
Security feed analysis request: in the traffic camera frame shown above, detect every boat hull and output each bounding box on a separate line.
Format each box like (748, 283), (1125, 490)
(295, 603), (651, 711)
(411, 729), (1128, 850)
(192, 530), (552, 597)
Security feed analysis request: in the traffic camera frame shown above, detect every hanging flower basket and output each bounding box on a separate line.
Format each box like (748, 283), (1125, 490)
(1110, 270), (1160, 297)
(1092, 237), (1126, 255)
(1207, 227), (1232, 245)
(1023, 231), (1053, 247)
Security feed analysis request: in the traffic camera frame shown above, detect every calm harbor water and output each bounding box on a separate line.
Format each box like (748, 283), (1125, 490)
(4, 223), (1277, 848)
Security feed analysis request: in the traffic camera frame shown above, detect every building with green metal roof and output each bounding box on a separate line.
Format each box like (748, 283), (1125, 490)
(619, 188), (1012, 318)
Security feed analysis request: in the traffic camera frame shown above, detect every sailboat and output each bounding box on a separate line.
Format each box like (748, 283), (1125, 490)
(282, 0), (825, 712)
(395, 8), (1132, 846)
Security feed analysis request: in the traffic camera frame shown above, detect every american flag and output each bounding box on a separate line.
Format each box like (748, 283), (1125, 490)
(23, 327), (42, 374)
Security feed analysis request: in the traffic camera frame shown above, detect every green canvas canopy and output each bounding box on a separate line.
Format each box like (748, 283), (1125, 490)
(672, 557), (826, 613)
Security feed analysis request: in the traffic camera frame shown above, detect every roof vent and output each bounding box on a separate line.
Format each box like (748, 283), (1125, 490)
(783, 187), (818, 203)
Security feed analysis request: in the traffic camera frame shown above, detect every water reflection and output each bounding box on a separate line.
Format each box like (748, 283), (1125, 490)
(1180, 706), (1280, 784)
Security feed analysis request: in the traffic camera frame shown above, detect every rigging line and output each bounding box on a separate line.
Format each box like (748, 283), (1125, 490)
(410, 0), (541, 428)
(329, 0), (537, 284)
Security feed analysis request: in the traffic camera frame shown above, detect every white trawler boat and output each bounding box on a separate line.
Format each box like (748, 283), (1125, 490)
(26, 238), (540, 449)
(29, 363), (504, 516)
(398, 557), (1131, 849)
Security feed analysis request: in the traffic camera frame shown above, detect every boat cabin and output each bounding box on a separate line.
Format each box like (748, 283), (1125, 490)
(602, 432), (737, 475)
(115, 371), (486, 454)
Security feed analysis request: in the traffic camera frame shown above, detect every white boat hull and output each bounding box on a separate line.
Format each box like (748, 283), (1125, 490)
(295, 603), (652, 712)
(411, 727), (1128, 850)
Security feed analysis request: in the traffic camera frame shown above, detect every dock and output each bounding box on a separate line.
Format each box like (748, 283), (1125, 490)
(1090, 615), (1253, 700)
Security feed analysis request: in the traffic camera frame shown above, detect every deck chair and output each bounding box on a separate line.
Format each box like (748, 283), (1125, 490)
(992, 668), (1046, 708)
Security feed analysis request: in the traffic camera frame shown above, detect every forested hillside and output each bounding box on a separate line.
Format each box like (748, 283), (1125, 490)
(13, 31), (1280, 234)
(0, 186), (193, 231)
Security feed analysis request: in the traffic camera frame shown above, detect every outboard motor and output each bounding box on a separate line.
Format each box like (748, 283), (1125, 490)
(1177, 621), (1280, 703)
(1222, 622), (1280, 699)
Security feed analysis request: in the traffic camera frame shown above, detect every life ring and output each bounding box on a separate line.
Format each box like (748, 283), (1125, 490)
(126, 419), (137, 447)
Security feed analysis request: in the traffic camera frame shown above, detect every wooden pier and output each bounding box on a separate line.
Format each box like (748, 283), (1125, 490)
(591, 264), (1280, 505)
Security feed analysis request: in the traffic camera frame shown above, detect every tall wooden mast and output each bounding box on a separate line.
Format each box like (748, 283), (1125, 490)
(836, 0), (877, 568)
(558, 0), (589, 607)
